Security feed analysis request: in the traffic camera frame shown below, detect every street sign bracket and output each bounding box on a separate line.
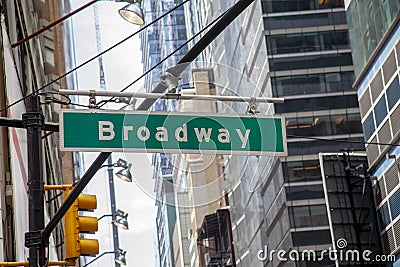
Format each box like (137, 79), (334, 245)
(25, 230), (48, 248)
(247, 96), (259, 114)
(89, 90), (97, 109)
(58, 89), (285, 104)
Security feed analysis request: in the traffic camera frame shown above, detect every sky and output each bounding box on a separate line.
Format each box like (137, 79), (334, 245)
(69, 1), (157, 266)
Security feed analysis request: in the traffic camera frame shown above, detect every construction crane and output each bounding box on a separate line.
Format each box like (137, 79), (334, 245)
(94, 3), (106, 92)
(93, 4), (134, 109)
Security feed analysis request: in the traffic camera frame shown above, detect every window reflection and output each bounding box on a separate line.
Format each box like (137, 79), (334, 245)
(286, 184), (325, 200)
(276, 95), (359, 113)
(286, 113), (362, 137)
(269, 53), (354, 72)
(261, 0), (344, 13)
(374, 95), (388, 127)
(283, 160), (321, 183)
(287, 138), (365, 156)
(386, 76), (400, 110)
(292, 230), (332, 246)
(267, 30), (350, 55)
(288, 205), (329, 228)
(272, 72), (354, 97)
(264, 12), (347, 30)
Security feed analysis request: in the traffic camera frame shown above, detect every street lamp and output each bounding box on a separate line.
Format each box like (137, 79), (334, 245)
(113, 210), (129, 230)
(104, 158), (134, 182)
(115, 163), (133, 182)
(102, 157), (133, 266)
(118, 0), (145, 25)
(114, 249), (127, 265)
(99, 209), (130, 230)
(98, 210), (129, 230)
(82, 249), (127, 266)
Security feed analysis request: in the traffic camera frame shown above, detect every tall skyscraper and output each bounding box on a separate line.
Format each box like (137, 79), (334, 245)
(186, 0), (365, 266)
(346, 0), (400, 264)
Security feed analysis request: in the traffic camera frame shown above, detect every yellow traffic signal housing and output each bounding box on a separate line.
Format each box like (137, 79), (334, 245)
(64, 192), (99, 260)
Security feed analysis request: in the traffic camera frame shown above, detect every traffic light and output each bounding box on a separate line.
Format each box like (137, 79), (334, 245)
(64, 191), (99, 260)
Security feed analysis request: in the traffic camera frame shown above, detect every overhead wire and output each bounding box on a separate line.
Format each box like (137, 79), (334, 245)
(0, 0), (189, 114)
(97, 9), (229, 108)
(6, 1), (398, 151)
(286, 134), (400, 147)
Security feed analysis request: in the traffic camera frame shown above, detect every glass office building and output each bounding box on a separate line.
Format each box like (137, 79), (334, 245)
(187, 0), (365, 266)
(346, 0), (400, 264)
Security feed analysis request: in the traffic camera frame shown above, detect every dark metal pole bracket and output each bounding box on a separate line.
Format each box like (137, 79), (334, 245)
(22, 112), (44, 128)
(25, 230), (48, 248)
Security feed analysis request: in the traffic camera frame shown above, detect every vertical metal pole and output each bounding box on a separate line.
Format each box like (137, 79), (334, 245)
(23, 95), (46, 267)
(343, 152), (365, 266)
(107, 156), (120, 267)
(363, 165), (384, 261)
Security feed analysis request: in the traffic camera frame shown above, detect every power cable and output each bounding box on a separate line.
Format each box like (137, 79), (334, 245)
(287, 134), (400, 147)
(0, 0), (189, 114)
(97, 9), (229, 108)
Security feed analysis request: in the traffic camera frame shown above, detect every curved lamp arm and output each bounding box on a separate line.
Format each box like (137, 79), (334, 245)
(98, 214), (113, 221)
(82, 251), (115, 267)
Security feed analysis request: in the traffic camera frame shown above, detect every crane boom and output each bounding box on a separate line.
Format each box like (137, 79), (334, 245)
(94, 4), (106, 91)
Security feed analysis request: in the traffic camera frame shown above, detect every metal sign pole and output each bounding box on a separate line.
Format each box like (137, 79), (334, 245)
(23, 95), (47, 266)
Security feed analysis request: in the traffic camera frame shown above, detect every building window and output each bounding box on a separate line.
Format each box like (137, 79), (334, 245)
(289, 205), (328, 228)
(389, 189), (400, 222)
(275, 95), (359, 113)
(378, 203), (391, 231)
(286, 113), (362, 137)
(287, 138), (365, 156)
(292, 230), (332, 246)
(267, 30), (349, 55)
(374, 95), (388, 127)
(261, 0), (344, 13)
(269, 53), (353, 72)
(386, 76), (400, 110)
(282, 160), (321, 183)
(286, 185), (325, 201)
(271, 71), (354, 97)
(362, 112), (375, 140)
(264, 12), (347, 30)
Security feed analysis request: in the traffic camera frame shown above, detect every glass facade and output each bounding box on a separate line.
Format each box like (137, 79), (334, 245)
(263, 0), (364, 265)
(170, 0), (365, 266)
(191, 1), (364, 266)
(347, 0), (400, 76)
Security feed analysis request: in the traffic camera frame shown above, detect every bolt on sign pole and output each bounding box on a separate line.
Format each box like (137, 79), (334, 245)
(23, 95), (46, 266)
(41, 0), (256, 255)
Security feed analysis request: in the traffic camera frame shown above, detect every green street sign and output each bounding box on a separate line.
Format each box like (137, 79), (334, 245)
(60, 109), (287, 156)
